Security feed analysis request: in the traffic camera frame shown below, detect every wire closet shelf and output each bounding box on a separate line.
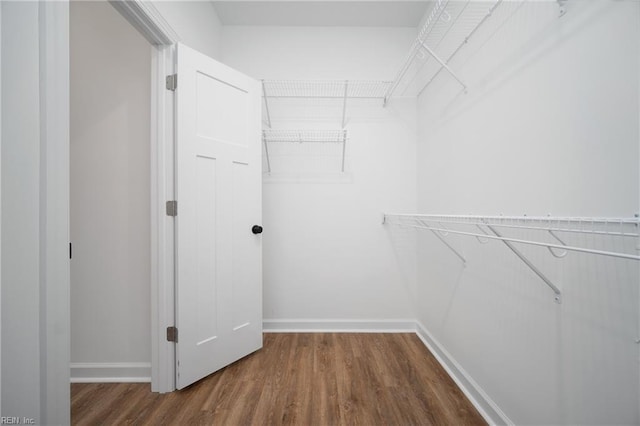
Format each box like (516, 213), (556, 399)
(262, 129), (348, 173)
(383, 213), (640, 303)
(262, 80), (391, 99)
(261, 80), (391, 128)
(383, 0), (508, 105)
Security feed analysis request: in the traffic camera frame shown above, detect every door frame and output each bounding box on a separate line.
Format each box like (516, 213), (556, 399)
(40, 1), (71, 422)
(54, 0), (187, 395)
(107, 0), (180, 393)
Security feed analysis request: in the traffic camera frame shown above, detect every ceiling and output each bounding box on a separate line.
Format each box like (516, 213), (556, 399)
(211, 1), (431, 27)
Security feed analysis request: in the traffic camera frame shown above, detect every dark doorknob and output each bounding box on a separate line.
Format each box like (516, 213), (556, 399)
(252, 225), (263, 235)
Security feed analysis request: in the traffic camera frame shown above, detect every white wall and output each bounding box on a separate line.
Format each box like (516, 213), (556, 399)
(221, 27), (419, 324)
(152, 0), (222, 60)
(411, 1), (639, 424)
(1, 1), (41, 418)
(70, 1), (151, 380)
(1, 1), (70, 423)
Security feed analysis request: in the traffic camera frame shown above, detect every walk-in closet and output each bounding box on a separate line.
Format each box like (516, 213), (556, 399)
(1, 0), (638, 424)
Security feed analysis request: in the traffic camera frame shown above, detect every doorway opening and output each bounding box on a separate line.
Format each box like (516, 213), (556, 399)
(69, 0), (152, 386)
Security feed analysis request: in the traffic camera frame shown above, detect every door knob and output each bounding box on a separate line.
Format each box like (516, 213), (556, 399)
(252, 225), (263, 235)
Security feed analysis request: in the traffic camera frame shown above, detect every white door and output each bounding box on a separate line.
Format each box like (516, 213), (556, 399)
(175, 43), (263, 389)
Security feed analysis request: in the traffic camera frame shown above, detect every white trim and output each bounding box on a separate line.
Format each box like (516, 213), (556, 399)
(108, 0), (179, 45)
(414, 322), (512, 426)
(70, 362), (151, 383)
(109, 1), (178, 393)
(263, 318), (416, 333)
(0, 1), (3, 416)
(150, 44), (176, 393)
(39, 1), (70, 424)
(72, 378), (151, 384)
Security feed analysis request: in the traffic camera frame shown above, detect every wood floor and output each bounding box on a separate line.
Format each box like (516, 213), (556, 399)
(71, 333), (486, 426)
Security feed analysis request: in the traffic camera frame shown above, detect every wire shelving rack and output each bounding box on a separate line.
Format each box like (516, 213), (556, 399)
(262, 80), (391, 128)
(262, 129), (348, 173)
(384, 213), (640, 303)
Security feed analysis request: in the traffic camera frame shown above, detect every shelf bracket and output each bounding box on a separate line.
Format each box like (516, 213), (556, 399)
(262, 131), (271, 173)
(341, 80), (349, 128)
(418, 41), (467, 92)
(261, 80), (272, 129)
(419, 220), (467, 264)
(485, 224), (562, 303)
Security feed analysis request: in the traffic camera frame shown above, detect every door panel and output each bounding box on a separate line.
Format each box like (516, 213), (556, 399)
(175, 43), (262, 389)
(232, 161), (259, 330)
(195, 155), (218, 345)
(195, 71), (249, 146)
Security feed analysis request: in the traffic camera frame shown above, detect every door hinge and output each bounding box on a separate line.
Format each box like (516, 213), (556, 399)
(167, 326), (178, 342)
(166, 200), (177, 217)
(166, 74), (177, 91)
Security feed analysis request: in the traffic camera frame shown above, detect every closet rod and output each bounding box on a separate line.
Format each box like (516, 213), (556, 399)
(385, 219), (640, 262)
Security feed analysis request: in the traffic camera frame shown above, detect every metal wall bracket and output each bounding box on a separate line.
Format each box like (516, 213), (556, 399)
(485, 224), (562, 303)
(419, 220), (467, 265)
(418, 41), (467, 92)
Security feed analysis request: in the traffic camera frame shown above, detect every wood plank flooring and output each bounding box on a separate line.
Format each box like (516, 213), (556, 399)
(71, 333), (486, 425)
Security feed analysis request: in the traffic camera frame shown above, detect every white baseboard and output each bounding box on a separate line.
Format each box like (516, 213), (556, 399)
(263, 318), (416, 333)
(70, 362), (151, 383)
(414, 322), (512, 426)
